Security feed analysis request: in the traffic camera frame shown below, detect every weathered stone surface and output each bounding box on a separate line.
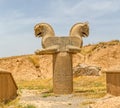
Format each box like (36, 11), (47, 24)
(34, 22), (89, 94)
(36, 37), (81, 54)
(73, 64), (101, 77)
(34, 23), (55, 48)
(104, 70), (120, 96)
(69, 22), (89, 47)
(53, 52), (73, 94)
(44, 37), (81, 51)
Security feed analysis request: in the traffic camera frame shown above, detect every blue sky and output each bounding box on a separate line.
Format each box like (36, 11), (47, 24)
(0, 0), (120, 57)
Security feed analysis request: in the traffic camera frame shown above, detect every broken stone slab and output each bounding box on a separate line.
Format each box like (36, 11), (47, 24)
(73, 64), (101, 77)
(0, 69), (18, 102)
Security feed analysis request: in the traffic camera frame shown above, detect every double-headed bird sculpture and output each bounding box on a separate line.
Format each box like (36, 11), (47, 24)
(34, 22), (89, 54)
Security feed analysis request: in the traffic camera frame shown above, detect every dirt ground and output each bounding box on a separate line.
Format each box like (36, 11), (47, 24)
(90, 95), (120, 108)
(19, 90), (120, 108)
(19, 89), (97, 108)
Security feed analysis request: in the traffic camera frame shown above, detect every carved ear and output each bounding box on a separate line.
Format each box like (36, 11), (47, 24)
(34, 24), (39, 30)
(39, 25), (45, 31)
(34, 24), (44, 30)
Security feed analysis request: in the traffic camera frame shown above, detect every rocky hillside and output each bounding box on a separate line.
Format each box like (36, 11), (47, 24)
(81, 40), (120, 69)
(0, 40), (119, 80)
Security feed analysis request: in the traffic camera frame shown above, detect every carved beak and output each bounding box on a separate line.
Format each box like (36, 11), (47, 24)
(34, 29), (42, 37)
(36, 32), (42, 37)
(82, 30), (89, 37)
(82, 28), (89, 37)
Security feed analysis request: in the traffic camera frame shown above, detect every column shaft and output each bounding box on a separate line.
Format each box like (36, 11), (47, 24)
(53, 52), (73, 94)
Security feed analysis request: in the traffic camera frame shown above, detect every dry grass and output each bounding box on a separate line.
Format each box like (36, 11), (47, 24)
(0, 97), (36, 108)
(3, 78), (53, 107)
(73, 75), (106, 98)
(81, 40), (120, 56)
(2, 75), (106, 107)
(17, 75), (106, 98)
(16, 78), (53, 92)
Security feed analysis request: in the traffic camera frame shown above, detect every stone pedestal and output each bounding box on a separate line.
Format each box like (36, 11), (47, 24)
(53, 52), (73, 94)
(0, 70), (18, 102)
(104, 70), (120, 96)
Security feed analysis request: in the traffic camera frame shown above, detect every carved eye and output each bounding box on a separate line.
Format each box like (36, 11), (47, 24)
(37, 32), (42, 35)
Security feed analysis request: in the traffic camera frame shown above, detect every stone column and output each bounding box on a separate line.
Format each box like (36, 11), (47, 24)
(34, 22), (89, 94)
(53, 52), (73, 94)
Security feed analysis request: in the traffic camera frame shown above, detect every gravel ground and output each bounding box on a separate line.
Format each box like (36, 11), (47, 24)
(20, 90), (120, 108)
(20, 90), (96, 108)
(90, 95), (120, 108)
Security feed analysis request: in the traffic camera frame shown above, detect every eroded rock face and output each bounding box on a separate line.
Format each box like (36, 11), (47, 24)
(0, 55), (53, 80)
(73, 64), (101, 77)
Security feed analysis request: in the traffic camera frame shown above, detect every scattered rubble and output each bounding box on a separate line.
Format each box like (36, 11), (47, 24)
(73, 64), (101, 77)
